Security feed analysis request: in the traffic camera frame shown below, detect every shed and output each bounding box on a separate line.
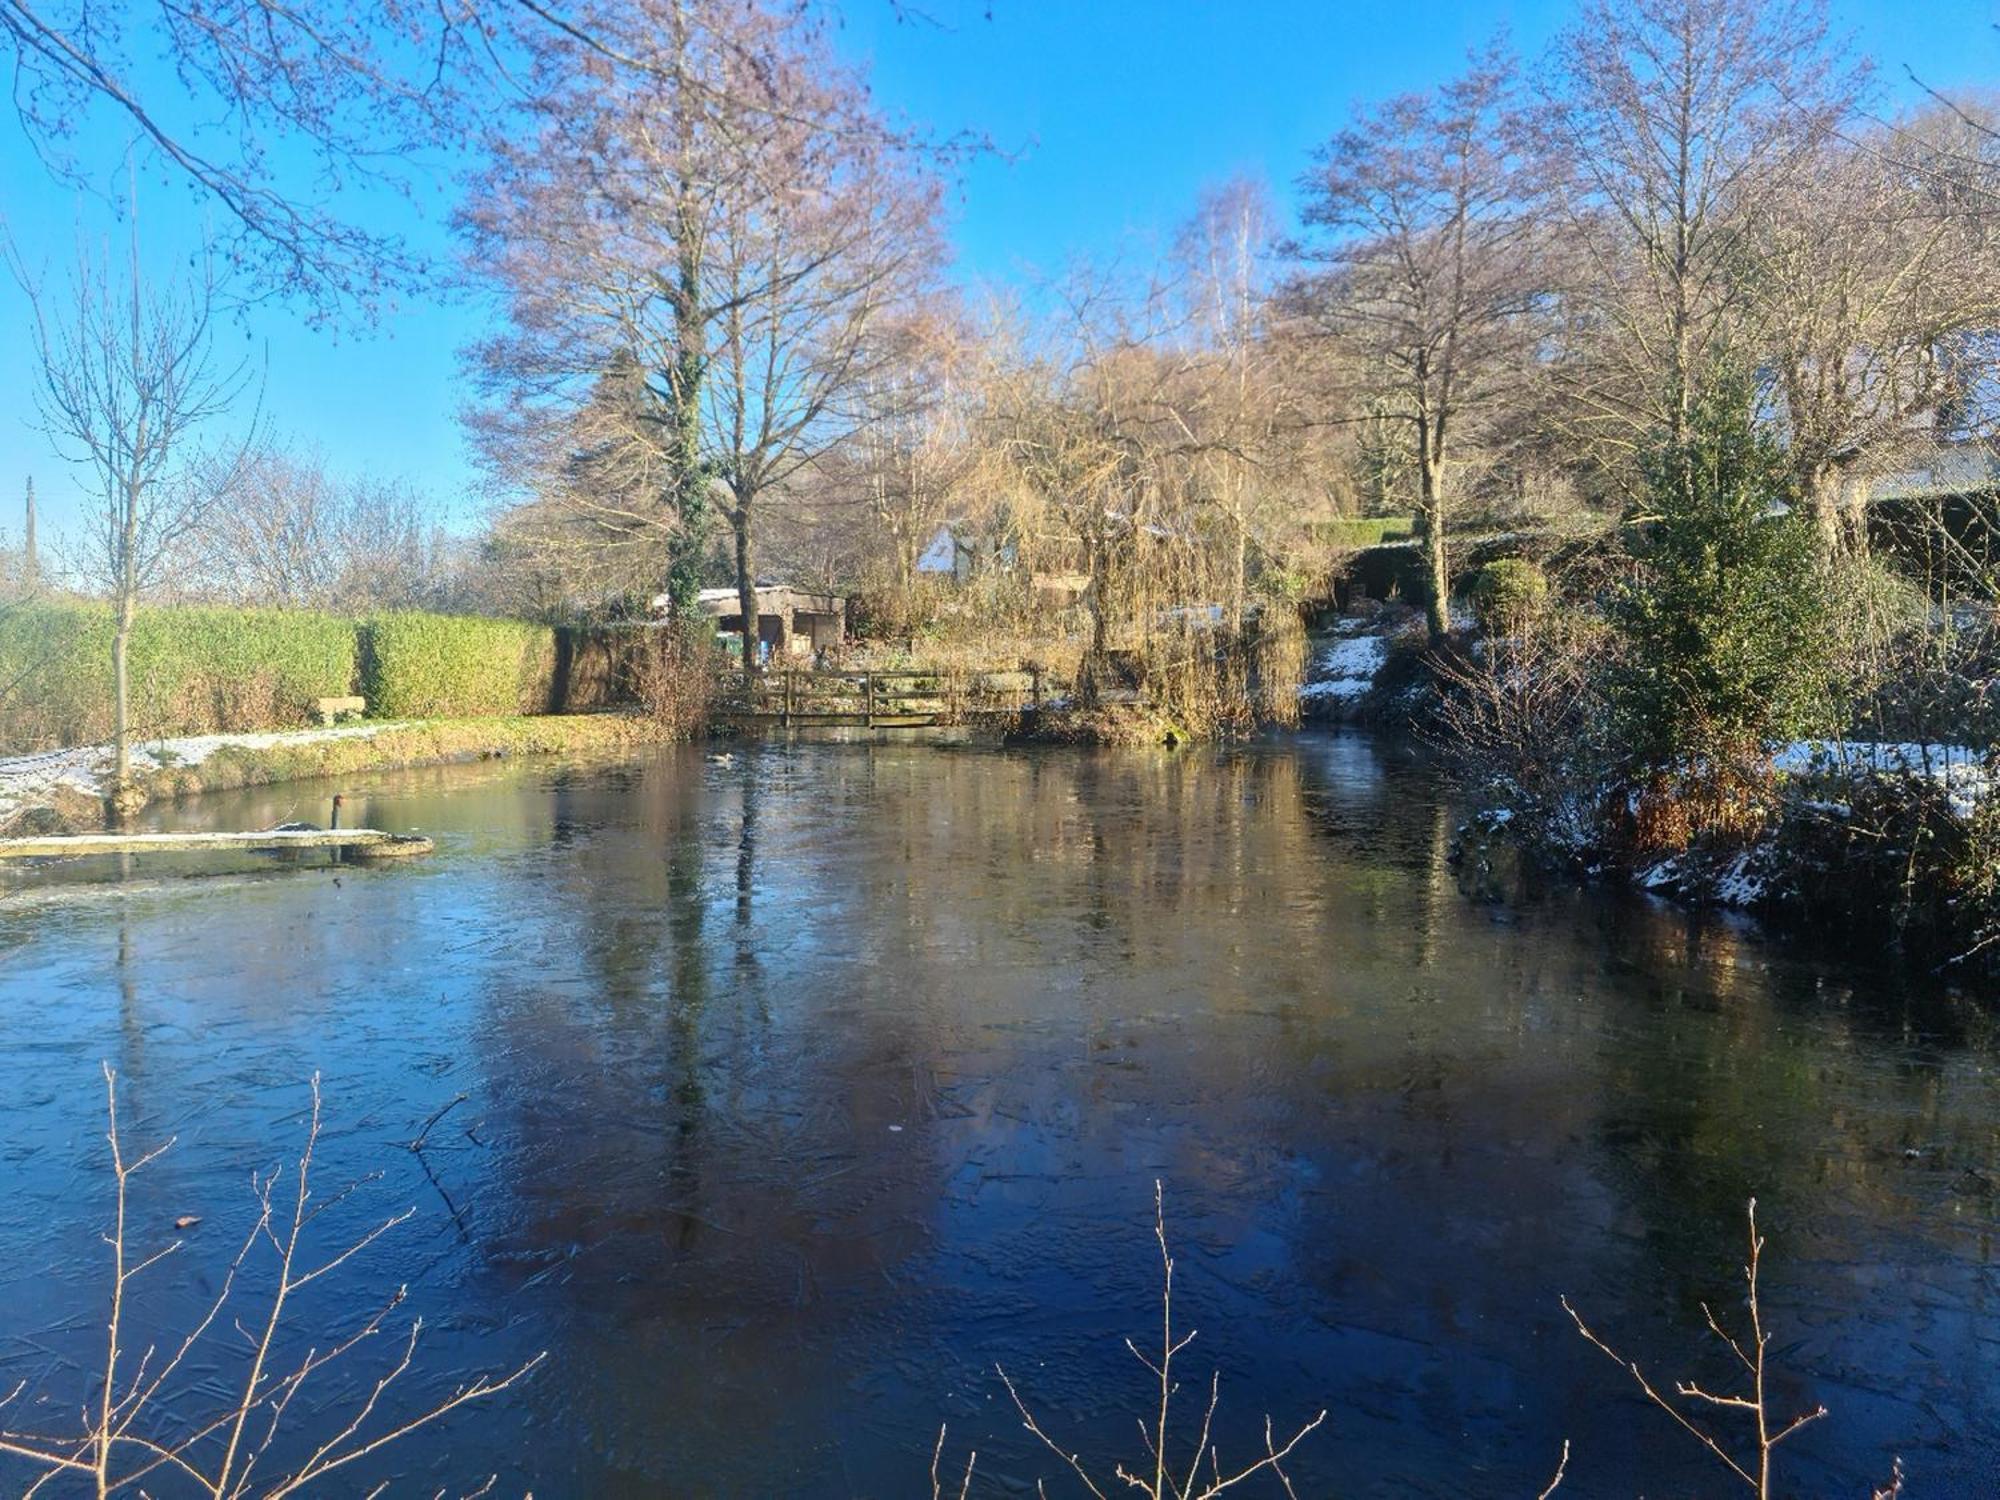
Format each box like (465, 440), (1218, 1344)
(694, 585), (847, 661)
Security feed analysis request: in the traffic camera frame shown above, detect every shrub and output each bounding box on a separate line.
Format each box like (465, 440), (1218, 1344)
(630, 625), (714, 740)
(1427, 610), (1612, 855)
(361, 612), (557, 718)
(0, 602), (359, 753)
(1606, 379), (1837, 814)
(1469, 558), (1550, 636)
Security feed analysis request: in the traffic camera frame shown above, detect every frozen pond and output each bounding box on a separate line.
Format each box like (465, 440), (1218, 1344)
(0, 735), (1992, 1494)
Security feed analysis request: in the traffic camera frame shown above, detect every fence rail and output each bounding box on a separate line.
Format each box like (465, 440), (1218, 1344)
(709, 667), (1064, 728)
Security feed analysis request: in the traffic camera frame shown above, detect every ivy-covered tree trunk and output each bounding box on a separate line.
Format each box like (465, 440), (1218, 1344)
(731, 501), (759, 675)
(663, 224), (712, 621)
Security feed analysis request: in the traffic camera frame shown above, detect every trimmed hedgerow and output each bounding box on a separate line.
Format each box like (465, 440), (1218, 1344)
(360, 613), (557, 719)
(0, 602), (360, 753)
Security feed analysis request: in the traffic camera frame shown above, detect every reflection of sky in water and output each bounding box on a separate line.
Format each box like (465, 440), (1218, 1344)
(0, 736), (1993, 1496)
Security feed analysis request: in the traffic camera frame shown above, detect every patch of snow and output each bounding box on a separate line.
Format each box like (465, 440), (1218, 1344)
(1638, 857), (1681, 890)
(0, 723), (399, 826)
(1314, 636), (1390, 680)
(1712, 852), (1765, 908)
(1299, 632), (1390, 709)
(1775, 739), (1993, 820)
(1298, 677), (1372, 701)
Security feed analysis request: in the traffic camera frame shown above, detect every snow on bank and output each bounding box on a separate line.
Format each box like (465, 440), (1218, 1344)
(0, 723), (396, 826)
(1774, 739), (1992, 820)
(1299, 635), (1389, 703)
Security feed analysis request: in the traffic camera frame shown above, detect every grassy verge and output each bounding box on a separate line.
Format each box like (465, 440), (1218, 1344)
(10, 714), (675, 834)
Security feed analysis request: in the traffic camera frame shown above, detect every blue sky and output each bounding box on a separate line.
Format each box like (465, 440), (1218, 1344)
(3, 0), (1996, 544)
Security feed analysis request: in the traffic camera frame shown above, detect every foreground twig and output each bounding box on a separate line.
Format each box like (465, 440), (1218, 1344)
(1562, 1198), (1825, 1500)
(998, 1181), (1326, 1499)
(0, 1066), (546, 1497)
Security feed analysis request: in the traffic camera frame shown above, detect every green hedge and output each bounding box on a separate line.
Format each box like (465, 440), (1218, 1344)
(0, 602), (360, 753)
(0, 603), (568, 753)
(360, 612), (557, 719)
(1470, 558), (1550, 635)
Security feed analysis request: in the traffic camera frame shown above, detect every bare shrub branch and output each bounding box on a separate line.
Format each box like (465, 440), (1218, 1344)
(997, 1181), (1325, 1500)
(0, 1065), (545, 1498)
(1562, 1198), (1824, 1500)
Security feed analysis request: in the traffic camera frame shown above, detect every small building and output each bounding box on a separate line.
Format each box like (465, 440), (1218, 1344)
(916, 522), (1017, 583)
(692, 585), (847, 662)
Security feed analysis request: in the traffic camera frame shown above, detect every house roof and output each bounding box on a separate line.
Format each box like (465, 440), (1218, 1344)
(1866, 447), (2000, 503)
(651, 585), (847, 617)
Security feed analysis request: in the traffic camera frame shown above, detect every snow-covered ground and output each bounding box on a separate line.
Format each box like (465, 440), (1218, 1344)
(0, 724), (396, 827)
(1774, 739), (1992, 820)
(1298, 634), (1390, 703)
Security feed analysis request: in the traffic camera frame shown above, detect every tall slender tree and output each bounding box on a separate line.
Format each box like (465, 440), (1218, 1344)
(1291, 44), (1539, 640)
(16, 224), (255, 810)
(1536, 0), (1865, 484)
(464, 0), (943, 664)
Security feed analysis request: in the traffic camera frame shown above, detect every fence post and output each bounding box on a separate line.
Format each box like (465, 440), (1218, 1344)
(864, 671), (875, 728)
(1030, 666), (1044, 710)
(783, 670), (794, 728)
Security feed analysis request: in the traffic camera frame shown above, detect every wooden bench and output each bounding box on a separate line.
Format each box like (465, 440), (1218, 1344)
(316, 695), (367, 726)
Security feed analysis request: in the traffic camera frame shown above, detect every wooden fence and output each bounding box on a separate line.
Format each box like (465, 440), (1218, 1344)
(709, 667), (1065, 728)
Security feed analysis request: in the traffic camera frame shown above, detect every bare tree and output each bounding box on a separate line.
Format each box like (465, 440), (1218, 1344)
(190, 447), (452, 611)
(1291, 43), (1540, 639)
(3, 0), (941, 316)
(464, 0), (943, 652)
(1752, 105), (2000, 546)
(844, 306), (984, 615)
(705, 118), (944, 670)
(15, 220), (256, 812)
(1536, 0), (1865, 480)
(1167, 178), (1310, 631)
(0, 0), (484, 312)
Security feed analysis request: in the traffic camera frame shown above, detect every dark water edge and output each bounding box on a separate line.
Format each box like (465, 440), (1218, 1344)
(0, 732), (1993, 1497)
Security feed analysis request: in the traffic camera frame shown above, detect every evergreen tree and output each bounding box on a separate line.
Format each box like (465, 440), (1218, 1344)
(1608, 378), (1836, 778)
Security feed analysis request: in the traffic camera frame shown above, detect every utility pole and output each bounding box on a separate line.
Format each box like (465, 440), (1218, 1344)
(22, 478), (38, 592)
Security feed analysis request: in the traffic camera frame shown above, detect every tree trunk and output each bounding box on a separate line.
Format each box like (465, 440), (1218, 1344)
(112, 612), (133, 792)
(1229, 497), (1247, 635)
(896, 526), (917, 624)
(1417, 448), (1450, 641)
(732, 504), (759, 675)
(1081, 532), (1111, 706)
(1803, 464), (1864, 560)
(664, 205), (710, 620)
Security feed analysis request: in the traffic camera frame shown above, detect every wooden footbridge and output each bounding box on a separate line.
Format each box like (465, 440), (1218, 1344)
(711, 667), (1069, 730)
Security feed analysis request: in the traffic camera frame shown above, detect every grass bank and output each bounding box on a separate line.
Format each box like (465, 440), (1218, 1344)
(1, 712), (674, 834)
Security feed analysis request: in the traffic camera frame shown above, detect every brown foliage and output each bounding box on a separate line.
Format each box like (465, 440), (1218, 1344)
(631, 627), (715, 742)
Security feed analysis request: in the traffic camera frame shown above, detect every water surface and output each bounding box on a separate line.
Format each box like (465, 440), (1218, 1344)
(0, 736), (1993, 1496)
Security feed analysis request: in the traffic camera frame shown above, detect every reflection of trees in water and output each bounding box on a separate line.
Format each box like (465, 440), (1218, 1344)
(428, 743), (1996, 1491)
(460, 747), (982, 1483)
